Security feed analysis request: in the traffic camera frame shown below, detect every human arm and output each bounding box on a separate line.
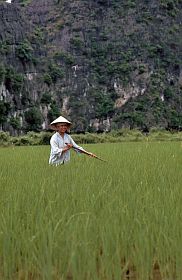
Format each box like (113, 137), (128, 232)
(67, 136), (86, 153)
(66, 136), (96, 157)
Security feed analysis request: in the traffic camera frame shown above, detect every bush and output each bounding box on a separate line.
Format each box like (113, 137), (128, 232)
(39, 132), (52, 145)
(48, 102), (60, 122)
(19, 0), (32, 6)
(54, 51), (75, 65)
(0, 101), (11, 124)
(24, 107), (43, 131)
(26, 131), (52, 145)
(2, 129), (182, 147)
(48, 64), (64, 83)
(5, 67), (24, 94)
(0, 131), (10, 143)
(9, 117), (21, 130)
(18, 136), (32, 145)
(70, 37), (84, 49)
(15, 40), (33, 62)
(43, 74), (52, 86)
(71, 133), (105, 144)
(40, 92), (52, 105)
(11, 132), (52, 146)
(0, 41), (10, 55)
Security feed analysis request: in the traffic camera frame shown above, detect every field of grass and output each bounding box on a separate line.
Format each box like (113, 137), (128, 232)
(0, 142), (182, 280)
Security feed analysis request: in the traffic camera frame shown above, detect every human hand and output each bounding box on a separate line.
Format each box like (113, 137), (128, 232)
(66, 143), (73, 149)
(63, 143), (73, 152)
(88, 152), (96, 158)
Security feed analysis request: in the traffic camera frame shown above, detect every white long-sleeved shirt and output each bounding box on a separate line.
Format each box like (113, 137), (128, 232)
(49, 132), (84, 165)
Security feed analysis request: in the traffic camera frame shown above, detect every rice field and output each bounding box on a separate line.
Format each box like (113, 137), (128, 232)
(0, 142), (182, 280)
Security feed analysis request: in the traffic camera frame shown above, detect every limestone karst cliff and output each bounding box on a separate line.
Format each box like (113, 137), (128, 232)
(0, 0), (182, 134)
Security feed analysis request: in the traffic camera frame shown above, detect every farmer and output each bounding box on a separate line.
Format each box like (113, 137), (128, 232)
(49, 116), (93, 165)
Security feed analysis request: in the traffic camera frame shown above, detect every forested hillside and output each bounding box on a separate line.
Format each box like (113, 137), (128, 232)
(0, 0), (182, 134)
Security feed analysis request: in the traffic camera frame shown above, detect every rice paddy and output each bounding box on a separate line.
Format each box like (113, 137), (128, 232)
(0, 142), (182, 280)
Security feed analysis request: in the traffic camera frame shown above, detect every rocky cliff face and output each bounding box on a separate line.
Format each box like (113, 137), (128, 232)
(0, 0), (182, 134)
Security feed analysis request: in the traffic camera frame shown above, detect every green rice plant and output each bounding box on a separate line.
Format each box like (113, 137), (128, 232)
(0, 142), (182, 279)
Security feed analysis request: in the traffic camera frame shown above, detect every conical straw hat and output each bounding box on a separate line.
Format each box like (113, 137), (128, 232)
(50, 116), (72, 130)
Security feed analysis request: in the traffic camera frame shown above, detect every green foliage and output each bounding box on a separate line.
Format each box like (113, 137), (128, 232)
(19, 0), (32, 6)
(124, 0), (136, 8)
(160, 0), (179, 16)
(47, 102), (60, 122)
(9, 117), (21, 130)
(40, 92), (52, 105)
(72, 133), (105, 144)
(138, 64), (146, 74)
(24, 107), (43, 131)
(39, 131), (52, 145)
(31, 27), (44, 42)
(15, 40), (33, 62)
(0, 101), (10, 124)
(163, 87), (173, 100)
(96, 94), (114, 118)
(91, 44), (107, 58)
(107, 61), (133, 80)
(167, 110), (182, 129)
(145, 44), (164, 58)
(43, 73), (52, 86)
(70, 37), (84, 49)
(113, 112), (146, 129)
(0, 131), (10, 145)
(0, 41), (10, 55)
(53, 51), (75, 65)
(96, 0), (120, 7)
(11, 131), (52, 146)
(89, 90), (115, 118)
(5, 67), (24, 94)
(2, 129), (182, 146)
(48, 63), (64, 83)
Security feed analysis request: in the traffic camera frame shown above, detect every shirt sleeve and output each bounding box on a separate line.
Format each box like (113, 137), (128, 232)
(50, 137), (63, 155)
(69, 136), (85, 153)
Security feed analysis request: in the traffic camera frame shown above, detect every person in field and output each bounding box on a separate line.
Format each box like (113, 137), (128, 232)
(49, 116), (94, 165)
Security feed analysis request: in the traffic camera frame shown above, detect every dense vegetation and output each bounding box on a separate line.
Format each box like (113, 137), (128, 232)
(1, 129), (182, 146)
(0, 0), (182, 133)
